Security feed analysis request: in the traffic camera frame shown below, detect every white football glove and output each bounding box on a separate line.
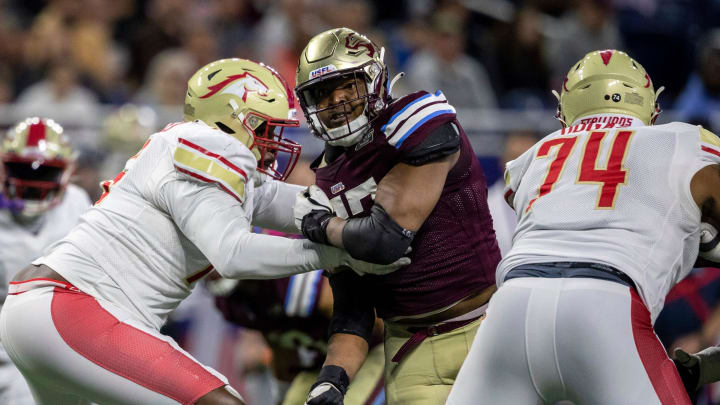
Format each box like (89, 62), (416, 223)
(699, 222), (720, 262)
(204, 277), (240, 297)
(304, 382), (344, 405)
(294, 185), (334, 231)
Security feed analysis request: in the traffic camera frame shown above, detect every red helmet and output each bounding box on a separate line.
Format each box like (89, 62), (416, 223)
(1, 117), (75, 218)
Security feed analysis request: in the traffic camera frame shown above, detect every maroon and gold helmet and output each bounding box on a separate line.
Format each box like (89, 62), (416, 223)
(1, 117), (75, 218)
(295, 28), (390, 147)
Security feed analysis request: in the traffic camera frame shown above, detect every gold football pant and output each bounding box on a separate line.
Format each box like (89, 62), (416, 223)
(382, 316), (483, 405)
(282, 343), (386, 405)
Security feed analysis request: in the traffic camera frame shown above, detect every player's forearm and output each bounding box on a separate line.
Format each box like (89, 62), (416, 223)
(326, 217), (347, 248)
(214, 233), (345, 280)
(251, 181), (305, 234)
(323, 333), (369, 380)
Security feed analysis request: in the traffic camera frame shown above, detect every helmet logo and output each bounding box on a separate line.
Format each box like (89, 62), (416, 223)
(345, 33), (375, 57)
(600, 50), (614, 65)
(309, 64), (338, 80)
(644, 73), (651, 88)
(199, 73), (269, 102)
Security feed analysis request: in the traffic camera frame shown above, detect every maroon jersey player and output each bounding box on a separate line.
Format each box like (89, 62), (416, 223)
(293, 28), (500, 405)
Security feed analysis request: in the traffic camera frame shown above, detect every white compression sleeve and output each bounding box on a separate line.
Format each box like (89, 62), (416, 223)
(251, 179), (304, 234)
(161, 179), (345, 279)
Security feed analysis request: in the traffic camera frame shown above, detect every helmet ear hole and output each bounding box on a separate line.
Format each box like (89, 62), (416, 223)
(215, 122), (235, 134)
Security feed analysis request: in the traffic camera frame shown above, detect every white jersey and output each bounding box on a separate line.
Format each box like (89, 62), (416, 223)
(36, 121), (348, 330)
(0, 184), (90, 302)
(498, 116), (720, 321)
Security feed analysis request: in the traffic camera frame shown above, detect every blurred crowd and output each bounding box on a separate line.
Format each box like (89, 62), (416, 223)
(3, 0), (720, 403)
(0, 0), (719, 122)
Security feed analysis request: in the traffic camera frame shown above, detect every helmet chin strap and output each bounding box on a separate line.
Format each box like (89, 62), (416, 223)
(312, 111), (370, 147)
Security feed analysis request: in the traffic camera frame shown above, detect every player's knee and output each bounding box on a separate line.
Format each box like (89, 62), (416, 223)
(195, 386), (245, 405)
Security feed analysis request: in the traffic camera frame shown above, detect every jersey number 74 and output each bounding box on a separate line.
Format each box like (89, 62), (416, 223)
(526, 130), (635, 212)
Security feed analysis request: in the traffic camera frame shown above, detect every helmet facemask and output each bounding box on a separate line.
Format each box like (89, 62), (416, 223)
(1, 117), (73, 220)
(297, 61), (385, 147)
(242, 112), (301, 182)
(1, 157), (70, 219)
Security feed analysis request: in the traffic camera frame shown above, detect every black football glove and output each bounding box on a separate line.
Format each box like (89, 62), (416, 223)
(294, 185), (336, 245)
(301, 209), (336, 245)
(674, 348), (701, 393)
(674, 346), (720, 394)
(304, 365), (349, 405)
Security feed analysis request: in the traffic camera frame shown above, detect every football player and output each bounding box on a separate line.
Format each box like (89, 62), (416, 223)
(292, 28), (501, 405)
(446, 50), (720, 404)
(213, 263), (386, 405)
(0, 117), (91, 405)
(0, 59), (406, 405)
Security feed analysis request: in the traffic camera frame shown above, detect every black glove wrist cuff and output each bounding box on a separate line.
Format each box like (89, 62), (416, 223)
(301, 210), (336, 245)
(312, 365), (350, 395)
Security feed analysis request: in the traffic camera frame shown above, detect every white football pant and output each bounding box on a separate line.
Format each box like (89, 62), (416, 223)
(446, 277), (691, 405)
(0, 281), (239, 405)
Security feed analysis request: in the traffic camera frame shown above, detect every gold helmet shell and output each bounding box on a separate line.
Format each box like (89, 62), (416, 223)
(185, 58), (301, 180)
(554, 50), (663, 127)
(295, 27), (389, 144)
(1, 117), (75, 217)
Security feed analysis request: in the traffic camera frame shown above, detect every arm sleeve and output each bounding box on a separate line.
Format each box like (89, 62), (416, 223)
(327, 270), (375, 343)
(251, 179), (304, 234)
(159, 178), (346, 280)
(398, 121), (461, 166)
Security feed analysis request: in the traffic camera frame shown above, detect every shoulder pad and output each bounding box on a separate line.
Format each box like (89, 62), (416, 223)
(400, 121), (460, 166)
(699, 126), (720, 159)
(381, 91), (456, 149)
(172, 124), (256, 202)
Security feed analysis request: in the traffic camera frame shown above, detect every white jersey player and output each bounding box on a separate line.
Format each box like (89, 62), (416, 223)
(0, 59), (405, 405)
(447, 50), (720, 405)
(0, 117), (91, 405)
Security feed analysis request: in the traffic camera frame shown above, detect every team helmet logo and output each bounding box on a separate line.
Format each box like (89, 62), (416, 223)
(345, 33), (375, 58)
(200, 73), (269, 102)
(309, 64), (338, 80)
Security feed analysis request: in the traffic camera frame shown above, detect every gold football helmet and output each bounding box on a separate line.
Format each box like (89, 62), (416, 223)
(185, 58), (301, 181)
(553, 50), (664, 127)
(1, 117), (75, 218)
(295, 28), (390, 146)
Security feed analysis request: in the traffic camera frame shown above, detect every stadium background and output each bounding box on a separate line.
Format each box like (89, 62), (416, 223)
(1, 0), (720, 403)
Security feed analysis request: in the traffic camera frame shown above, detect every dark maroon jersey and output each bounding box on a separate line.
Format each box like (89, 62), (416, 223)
(312, 90), (501, 318)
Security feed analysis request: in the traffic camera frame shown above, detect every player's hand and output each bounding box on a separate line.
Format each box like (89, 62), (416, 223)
(674, 348), (701, 393)
(295, 185), (336, 243)
(304, 365), (349, 405)
(341, 248), (411, 276)
(674, 346), (720, 393)
(304, 382), (344, 405)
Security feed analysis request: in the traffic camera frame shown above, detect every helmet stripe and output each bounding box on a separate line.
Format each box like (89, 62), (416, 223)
(600, 50), (614, 65)
(26, 122), (47, 147)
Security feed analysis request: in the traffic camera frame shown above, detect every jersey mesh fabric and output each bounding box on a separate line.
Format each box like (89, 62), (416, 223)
(499, 121), (720, 321)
